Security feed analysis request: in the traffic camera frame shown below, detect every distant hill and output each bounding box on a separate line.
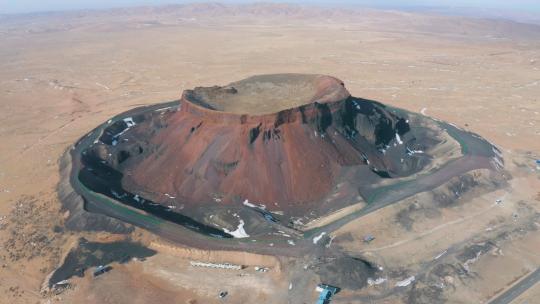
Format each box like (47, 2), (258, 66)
(1, 2), (539, 41)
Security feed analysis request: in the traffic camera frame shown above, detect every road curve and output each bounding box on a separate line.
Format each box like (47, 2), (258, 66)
(67, 100), (499, 254)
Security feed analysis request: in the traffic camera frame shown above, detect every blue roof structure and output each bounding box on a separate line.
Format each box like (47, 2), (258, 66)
(316, 290), (331, 304)
(315, 284), (339, 304)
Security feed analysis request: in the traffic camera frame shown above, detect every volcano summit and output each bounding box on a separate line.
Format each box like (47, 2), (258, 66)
(66, 74), (500, 249)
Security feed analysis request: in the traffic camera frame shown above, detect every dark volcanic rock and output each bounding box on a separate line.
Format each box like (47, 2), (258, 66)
(58, 148), (134, 234)
(314, 256), (378, 290)
(48, 238), (156, 287)
(89, 74), (430, 216)
(75, 73), (452, 234)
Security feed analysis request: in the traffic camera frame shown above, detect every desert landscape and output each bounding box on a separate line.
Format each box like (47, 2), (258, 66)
(0, 3), (539, 304)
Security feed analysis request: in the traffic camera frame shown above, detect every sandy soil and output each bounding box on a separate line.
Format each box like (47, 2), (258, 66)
(0, 3), (539, 304)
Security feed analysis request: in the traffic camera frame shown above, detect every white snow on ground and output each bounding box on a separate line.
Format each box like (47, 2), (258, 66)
(111, 190), (126, 199)
(123, 117), (136, 127)
(164, 193), (176, 199)
(492, 156), (504, 170)
(492, 147), (503, 158)
(395, 133), (403, 145)
(325, 236), (335, 248)
(395, 276), (415, 287)
(287, 240), (296, 246)
(292, 218), (305, 226)
(243, 199), (257, 208)
(433, 250), (448, 260)
(242, 199), (266, 209)
(277, 231), (291, 237)
(420, 107), (427, 115)
(406, 147), (424, 156)
(154, 106), (175, 112)
(367, 277), (387, 286)
(223, 219), (250, 238)
(312, 232), (326, 244)
(111, 121), (135, 144)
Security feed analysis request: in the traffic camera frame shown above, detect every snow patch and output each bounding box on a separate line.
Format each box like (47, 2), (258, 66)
(277, 231), (291, 237)
(243, 199), (256, 208)
(406, 147), (424, 156)
(154, 106), (175, 112)
(325, 236), (335, 248)
(123, 117), (136, 127)
(111, 190), (126, 199)
(312, 232), (326, 244)
(433, 250), (447, 260)
(223, 219), (250, 238)
(395, 276), (415, 287)
(367, 277), (387, 286)
(242, 199), (266, 209)
(492, 147), (503, 158)
(395, 133), (403, 145)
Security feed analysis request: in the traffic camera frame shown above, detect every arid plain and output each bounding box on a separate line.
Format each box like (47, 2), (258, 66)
(0, 3), (539, 304)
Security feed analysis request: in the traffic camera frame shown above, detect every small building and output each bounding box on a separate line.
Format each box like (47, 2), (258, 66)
(254, 266), (269, 272)
(51, 280), (71, 295)
(190, 261), (243, 270)
(315, 284), (339, 304)
(218, 291), (228, 298)
(363, 235), (375, 243)
(93, 265), (112, 277)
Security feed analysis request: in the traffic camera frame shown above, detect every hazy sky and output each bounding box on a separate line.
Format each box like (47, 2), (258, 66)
(1, 0), (540, 14)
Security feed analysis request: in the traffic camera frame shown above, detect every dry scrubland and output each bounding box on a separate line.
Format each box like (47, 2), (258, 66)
(0, 3), (539, 304)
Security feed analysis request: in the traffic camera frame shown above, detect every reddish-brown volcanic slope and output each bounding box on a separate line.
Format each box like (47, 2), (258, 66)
(119, 74), (416, 210)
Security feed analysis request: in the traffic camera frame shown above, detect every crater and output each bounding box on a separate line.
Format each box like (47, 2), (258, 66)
(184, 73), (350, 115)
